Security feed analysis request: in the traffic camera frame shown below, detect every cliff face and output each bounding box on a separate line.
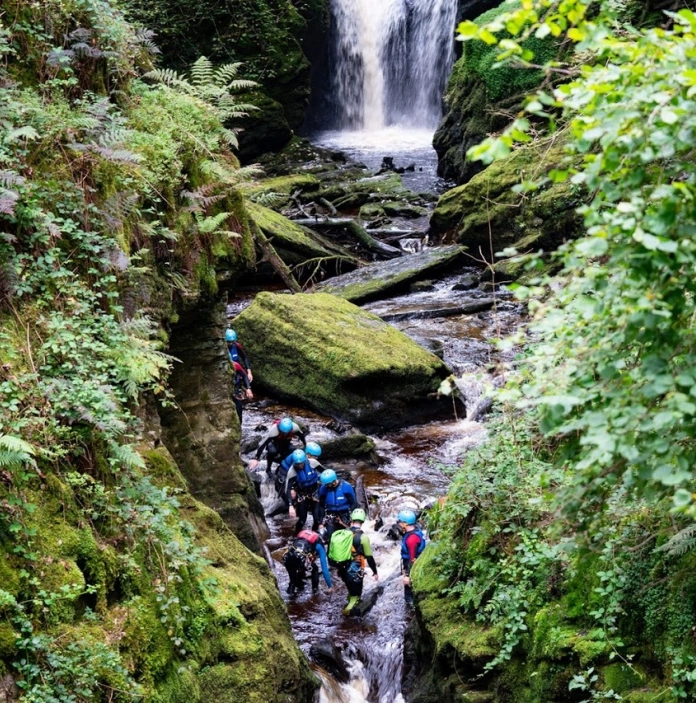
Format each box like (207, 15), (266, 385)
(0, 0), (317, 698)
(122, 0), (331, 159)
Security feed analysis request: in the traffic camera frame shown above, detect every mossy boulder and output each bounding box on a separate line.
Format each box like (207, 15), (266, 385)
(429, 140), (583, 256)
(246, 201), (358, 271)
(317, 246), (467, 304)
(232, 292), (452, 430)
(243, 173), (321, 209)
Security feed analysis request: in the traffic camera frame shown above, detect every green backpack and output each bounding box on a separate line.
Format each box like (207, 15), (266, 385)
(328, 529), (358, 563)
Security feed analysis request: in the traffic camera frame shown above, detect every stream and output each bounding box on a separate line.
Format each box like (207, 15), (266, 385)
(228, 270), (522, 702)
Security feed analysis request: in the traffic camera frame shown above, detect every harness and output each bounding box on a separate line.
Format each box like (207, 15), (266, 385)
(284, 536), (317, 572)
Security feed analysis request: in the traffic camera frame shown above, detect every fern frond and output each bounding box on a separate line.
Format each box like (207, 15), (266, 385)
(190, 56), (214, 86)
(227, 79), (258, 91)
(196, 211), (231, 234)
(109, 441), (145, 470)
(144, 69), (194, 94)
(658, 524), (696, 556)
(0, 435), (36, 456)
(213, 62), (243, 84)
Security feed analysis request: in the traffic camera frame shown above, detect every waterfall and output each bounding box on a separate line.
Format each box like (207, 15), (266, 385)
(329, 0), (459, 130)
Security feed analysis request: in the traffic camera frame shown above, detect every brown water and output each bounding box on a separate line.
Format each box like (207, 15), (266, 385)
(228, 270), (522, 702)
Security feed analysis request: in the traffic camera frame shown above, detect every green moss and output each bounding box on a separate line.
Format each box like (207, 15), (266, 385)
(143, 447), (188, 490)
(431, 137), (582, 252)
(0, 623), (18, 659)
(601, 663), (647, 693)
(243, 174), (320, 207)
(232, 291), (450, 427)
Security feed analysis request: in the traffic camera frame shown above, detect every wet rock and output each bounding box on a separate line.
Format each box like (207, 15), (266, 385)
(243, 174), (320, 209)
(410, 280), (436, 293)
(413, 337), (445, 360)
(317, 245), (467, 304)
(232, 292), (452, 431)
(321, 433), (377, 461)
(452, 273), (480, 291)
(378, 298), (495, 323)
(382, 201), (428, 219)
(158, 299), (268, 552)
(310, 640), (351, 684)
(359, 203), (386, 220)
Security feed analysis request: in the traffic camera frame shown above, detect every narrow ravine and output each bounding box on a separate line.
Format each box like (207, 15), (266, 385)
(227, 271), (522, 701)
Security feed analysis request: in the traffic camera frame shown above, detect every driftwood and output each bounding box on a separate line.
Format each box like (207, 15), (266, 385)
(319, 197), (338, 216)
(249, 220), (302, 293)
(290, 218), (402, 258)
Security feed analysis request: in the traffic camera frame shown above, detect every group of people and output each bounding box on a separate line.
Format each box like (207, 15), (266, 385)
(225, 328), (427, 615)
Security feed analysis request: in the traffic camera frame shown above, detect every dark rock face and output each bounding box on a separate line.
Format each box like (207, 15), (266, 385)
(159, 298), (268, 553)
(122, 0), (331, 159)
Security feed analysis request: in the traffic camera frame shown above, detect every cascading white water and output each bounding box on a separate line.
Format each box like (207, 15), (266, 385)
(330, 0), (458, 130)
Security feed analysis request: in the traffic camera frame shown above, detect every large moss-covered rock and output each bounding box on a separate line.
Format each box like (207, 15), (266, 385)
(232, 292), (452, 429)
(429, 140), (583, 257)
(246, 201), (359, 270)
(317, 246), (467, 304)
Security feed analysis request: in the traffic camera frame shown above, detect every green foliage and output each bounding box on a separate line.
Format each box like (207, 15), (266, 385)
(463, 1), (560, 102)
(427, 0), (696, 695)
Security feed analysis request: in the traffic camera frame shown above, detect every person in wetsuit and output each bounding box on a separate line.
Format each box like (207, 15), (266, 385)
(282, 528), (333, 596)
(248, 417), (307, 475)
(230, 360), (252, 421)
(317, 469), (357, 540)
(225, 329), (253, 382)
(284, 449), (321, 534)
(333, 508), (378, 615)
(398, 509), (426, 606)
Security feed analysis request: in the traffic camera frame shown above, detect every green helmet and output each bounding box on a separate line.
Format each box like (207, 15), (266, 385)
(351, 508), (367, 523)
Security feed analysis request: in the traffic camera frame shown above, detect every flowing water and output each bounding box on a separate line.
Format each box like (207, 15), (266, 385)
(312, 0), (459, 193)
(228, 274), (522, 702)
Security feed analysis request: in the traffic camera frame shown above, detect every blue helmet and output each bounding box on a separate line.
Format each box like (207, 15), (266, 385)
(278, 418), (293, 434)
(397, 509), (417, 525)
(291, 449), (306, 465)
(320, 469), (337, 485)
(305, 441), (322, 457)
(225, 329), (237, 343)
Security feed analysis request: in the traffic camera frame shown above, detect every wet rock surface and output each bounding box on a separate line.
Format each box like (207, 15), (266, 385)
(316, 245), (467, 303)
(159, 299), (268, 553)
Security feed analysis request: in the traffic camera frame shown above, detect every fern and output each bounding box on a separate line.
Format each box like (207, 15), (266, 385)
(196, 211), (231, 234)
(657, 524), (696, 556)
(0, 435), (36, 468)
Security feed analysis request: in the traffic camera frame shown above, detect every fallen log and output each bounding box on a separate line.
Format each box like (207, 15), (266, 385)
(249, 220), (302, 293)
(290, 217), (402, 258)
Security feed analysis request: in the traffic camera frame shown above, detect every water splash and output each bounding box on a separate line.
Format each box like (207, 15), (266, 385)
(330, 0), (458, 130)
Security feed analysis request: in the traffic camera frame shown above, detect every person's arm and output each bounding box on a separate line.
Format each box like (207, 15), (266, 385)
(361, 535), (378, 576)
(317, 484), (327, 506)
(236, 343), (251, 372)
(285, 472), (297, 504)
(345, 484), (357, 510)
(315, 543), (333, 588)
(292, 422), (307, 446)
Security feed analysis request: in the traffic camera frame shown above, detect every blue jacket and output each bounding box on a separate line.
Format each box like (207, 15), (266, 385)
(318, 480), (357, 514)
(280, 455), (319, 491)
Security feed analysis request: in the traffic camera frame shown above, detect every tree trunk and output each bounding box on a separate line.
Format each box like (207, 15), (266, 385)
(250, 220), (302, 293)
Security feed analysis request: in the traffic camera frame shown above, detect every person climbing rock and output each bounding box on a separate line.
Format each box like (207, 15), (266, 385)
(318, 469), (357, 539)
(248, 417), (307, 474)
(230, 360), (253, 422)
(328, 508), (378, 615)
(398, 509), (426, 606)
(225, 329), (252, 382)
(282, 528), (333, 596)
(284, 449), (322, 534)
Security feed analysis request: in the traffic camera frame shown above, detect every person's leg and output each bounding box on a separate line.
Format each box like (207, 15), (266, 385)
(295, 500), (309, 534)
(233, 397), (243, 422)
(311, 562), (320, 593)
(310, 501), (322, 531)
